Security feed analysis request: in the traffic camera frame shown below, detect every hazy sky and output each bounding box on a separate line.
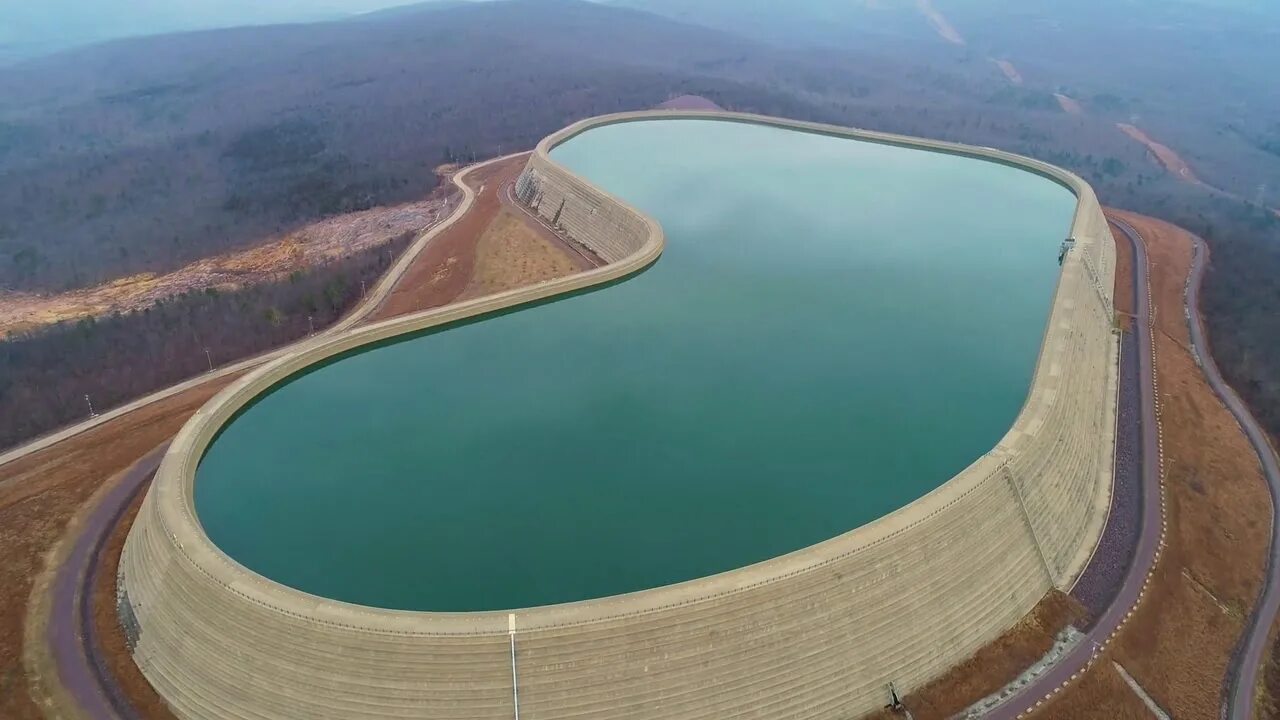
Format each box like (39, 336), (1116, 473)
(1, 0), (459, 57)
(4, 0), (1273, 62)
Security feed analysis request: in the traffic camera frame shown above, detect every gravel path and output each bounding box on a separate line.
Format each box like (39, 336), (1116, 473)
(1070, 329), (1142, 624)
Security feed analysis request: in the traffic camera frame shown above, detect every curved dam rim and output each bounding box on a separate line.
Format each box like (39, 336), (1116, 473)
(139, 110), (1107, 632)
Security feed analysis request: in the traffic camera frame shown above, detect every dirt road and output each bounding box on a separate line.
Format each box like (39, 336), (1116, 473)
(917, 0), (965, 45)
(1054, 94), (1085, 116)
(1117, 124), (1204, 186)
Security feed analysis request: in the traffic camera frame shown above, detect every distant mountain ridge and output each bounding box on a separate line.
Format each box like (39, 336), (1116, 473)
(0, 0), (941, 291)
(353, 0), (476, 21)
(607, 0), (939, 52)
(0, 0), (466, 64)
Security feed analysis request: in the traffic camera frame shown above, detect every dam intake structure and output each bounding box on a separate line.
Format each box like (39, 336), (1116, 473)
(119, 111), (1117, 719)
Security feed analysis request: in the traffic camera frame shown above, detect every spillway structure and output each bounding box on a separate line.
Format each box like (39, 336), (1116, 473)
(119, 111), (1118, 719)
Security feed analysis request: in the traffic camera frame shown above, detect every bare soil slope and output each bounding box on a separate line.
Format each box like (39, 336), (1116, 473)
(1117, 124), (1204, 186)
(917, 0), (965, 44)
(0, 188), (457, 338)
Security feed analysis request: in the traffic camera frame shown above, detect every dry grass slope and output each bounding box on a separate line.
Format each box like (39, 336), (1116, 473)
(0, 376), (238, 719)
(1033, 211), (1270, 718)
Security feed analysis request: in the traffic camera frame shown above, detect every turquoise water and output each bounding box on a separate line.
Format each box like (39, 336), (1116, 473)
(195, 119), (1076, 611)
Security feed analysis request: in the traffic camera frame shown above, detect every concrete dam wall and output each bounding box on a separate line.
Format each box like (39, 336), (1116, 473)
(119, 111), (1117, 719)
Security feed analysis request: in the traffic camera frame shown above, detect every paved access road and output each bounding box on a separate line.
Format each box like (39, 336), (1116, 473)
(979, 218), (1166, 719)
(1203, 233), (1280, 718)
(48, 443), (169, 720)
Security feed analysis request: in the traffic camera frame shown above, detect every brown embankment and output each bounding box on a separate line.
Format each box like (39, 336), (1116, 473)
(870, 209), (1268, 718)
(0, 375), (240, 719)
(1039, 210), (1270, 718)
(368, 154), (586, 321)
(865, 592), (1087, 719)
(91, 485), (180, 720)
(8, 153), (582, 719)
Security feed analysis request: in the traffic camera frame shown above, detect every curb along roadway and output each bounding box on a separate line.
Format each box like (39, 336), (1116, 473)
(977, 217), (1167, 718)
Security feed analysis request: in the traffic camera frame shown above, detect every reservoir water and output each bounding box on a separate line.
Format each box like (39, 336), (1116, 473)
(195, 119), (1076, 611)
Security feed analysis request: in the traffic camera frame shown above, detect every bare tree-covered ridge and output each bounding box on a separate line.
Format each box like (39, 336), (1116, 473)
(0, 232), (414, 451)
(0, 0), (1277, 455)
(0, 186), (457, 338)
(0, 0), (886, 293)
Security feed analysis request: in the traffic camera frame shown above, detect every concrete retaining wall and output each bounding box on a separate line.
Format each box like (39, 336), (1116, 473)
(119, 111), (1117, 719)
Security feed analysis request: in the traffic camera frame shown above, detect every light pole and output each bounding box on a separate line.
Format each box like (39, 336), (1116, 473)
(85, 394), (97, 418)
(204, 348), (213, 372)
(308, 315), (314, 335)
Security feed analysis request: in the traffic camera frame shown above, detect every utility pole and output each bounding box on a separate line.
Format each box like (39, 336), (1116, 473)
(204, 348), (213, 372)
(85, 394), (97, 418)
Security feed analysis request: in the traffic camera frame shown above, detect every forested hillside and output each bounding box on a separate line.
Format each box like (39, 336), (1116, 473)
(0, 0), (1159, 294)
(1, 0), (1277, 453)
(617, 0), (1280, 448)
(0, 0), (896, 292)
(0, 232), (414, 449)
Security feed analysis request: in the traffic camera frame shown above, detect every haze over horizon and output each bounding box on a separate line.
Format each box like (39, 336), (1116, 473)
(5, 0), (1276, 65)
(0, 0), (465, 62)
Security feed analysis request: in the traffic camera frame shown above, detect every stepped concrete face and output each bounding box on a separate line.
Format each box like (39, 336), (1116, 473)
(119, 111), (1117, 720)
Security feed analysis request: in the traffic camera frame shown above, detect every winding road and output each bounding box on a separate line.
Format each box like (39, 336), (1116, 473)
(977, 219), (1166, 719)
(47, 444), (169, 720)
(1200, 233), (1280, 718)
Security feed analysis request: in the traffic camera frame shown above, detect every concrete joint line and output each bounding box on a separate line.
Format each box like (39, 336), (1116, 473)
(509, 613), (520, 720)
(1113, 662), (1171, 719)
(1003, 463), (1057, 586)
(1080, 252), (1113, 318)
